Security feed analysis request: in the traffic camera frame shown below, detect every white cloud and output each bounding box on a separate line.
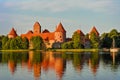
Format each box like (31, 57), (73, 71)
(3, 0), (116, 13)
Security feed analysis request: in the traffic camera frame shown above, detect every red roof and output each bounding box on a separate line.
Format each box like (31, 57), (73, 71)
(40, 33), (54, 41)
(42, 29), (50, 33)
(33, 21), (41, 28)
(55, 22), (66, 33)
(90, 26), (99, 36)
(8, 28), (18, 36)
(26, 30), (33, 34)
(76, 29), (85, 36)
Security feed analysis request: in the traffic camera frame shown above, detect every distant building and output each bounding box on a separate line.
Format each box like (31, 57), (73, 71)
(7, 22), (99, 49)
(73, 26), (99, 48)
(21, 22), (66, 48)
(89, 26), (99, 38)
(8, 28), (18, 38)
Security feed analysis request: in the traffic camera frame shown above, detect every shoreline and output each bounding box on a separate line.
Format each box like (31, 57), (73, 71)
(0, 49), (103, 52)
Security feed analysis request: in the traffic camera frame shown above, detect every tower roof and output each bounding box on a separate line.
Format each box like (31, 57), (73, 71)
(42, 29), (50, 33)
(33, 21), (41, 28)
(89, 26), (99, 36)
(55, 22), (66, 32)
(76, 29), (85, 36)
(8, 28), (18, 36)
(26, 30), (33, 34)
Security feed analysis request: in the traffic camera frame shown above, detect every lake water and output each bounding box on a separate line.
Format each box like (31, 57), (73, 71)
(0, 51), (120, 80)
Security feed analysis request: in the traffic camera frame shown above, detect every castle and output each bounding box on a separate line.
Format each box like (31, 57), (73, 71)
(8, 21), (99, 49)
(21, 22), (66, 48)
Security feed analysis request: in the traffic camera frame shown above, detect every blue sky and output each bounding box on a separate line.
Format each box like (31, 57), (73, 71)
(0, 0), (120, 37)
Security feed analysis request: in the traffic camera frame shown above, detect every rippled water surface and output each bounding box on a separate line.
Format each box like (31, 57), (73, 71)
(0, 51), (120, 80)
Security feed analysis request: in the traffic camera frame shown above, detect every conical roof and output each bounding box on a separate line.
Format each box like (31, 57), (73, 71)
(89, 26), (99, 36)
(8, 28), (18, 36)
(42, 29), (50, 33)
(76, 29), (85, 36)
(33, 21), (41, 28)
(55, 22), (66, 32)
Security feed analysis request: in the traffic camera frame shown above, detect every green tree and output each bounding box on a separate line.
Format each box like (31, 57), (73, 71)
(30, 36), (44, 50)
(90, 32), (99, 48)
(2, 36), (11, 49)
(61, 42), (68, 49)
(0, 36), (2, 49)
(108, 29), (118, 39)
(61, 41), (74, 49)
(22, 37), (29, 49)
(72, 32), (81, 43)
(72, 32), (84, 49)
(100, 33), (112, 48)
(10, 38), (18, 49)
(10, 36), (23, 49)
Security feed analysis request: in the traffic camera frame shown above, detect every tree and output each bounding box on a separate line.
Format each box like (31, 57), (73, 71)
(89, 32), (99, 48)
(100, 33), (112, 48)
(72, 32), (81, 43)
(30, 36), (44, 50)
(61, 42), (68, 49)
(9, 36), (23, 49)
(2, 36), (9, 49)
(108, 29), (118, 39)
(72, 32), (84, 49)
(22, 37), (29, 49)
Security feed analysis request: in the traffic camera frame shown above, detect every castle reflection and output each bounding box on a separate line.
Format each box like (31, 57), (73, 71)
(0, 51), (120, 80)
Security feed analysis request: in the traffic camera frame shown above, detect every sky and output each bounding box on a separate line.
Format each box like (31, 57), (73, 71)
(0, 0), (120, 37)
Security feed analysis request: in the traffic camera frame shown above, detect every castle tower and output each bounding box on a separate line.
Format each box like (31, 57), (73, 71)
(33, 21), (41, 34)
(8, 27), (18, 38)
(55, 22), (66, 42)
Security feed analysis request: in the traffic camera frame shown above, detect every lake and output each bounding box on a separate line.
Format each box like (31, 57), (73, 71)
(0, 51), (120, 80)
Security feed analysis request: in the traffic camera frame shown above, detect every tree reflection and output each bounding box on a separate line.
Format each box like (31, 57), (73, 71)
(88, 52), (99, 75)
(1, 51), (120, 79)
(72, 53), (84, 72)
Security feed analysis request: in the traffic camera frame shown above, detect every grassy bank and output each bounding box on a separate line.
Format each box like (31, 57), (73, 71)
(0, 49), (102, 52)
(50, 49), (101, 52)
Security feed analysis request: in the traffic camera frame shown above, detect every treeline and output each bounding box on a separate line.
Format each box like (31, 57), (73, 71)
(100, 29), (120, 48)
(61, 29), (120, 49)
(0, 29), (120, 50)
(0, 36), (44, 50)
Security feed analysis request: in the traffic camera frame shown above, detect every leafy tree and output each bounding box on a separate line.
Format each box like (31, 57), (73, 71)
(9, 36), (23, 49)
(30, 36), (44, 50)
(61, 42), (68, 49)
(89, 32), (99, 48)
(22, 37), (29, 49)
(108, 29), (118, 39)
(10, 38), (18, 49)
(2, 36), (11, 50)
(72, 32), (84, 49)
(72, 32), (81, 43)
(100, 29), (120, 48)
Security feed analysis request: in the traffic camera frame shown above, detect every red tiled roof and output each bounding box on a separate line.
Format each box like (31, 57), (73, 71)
(90, 26), (99, 36)
(55, 22), (66, 32)
(8, 28), (18, 36)
(26, 30), (33, 34)
(40, 32), (55, 41)
(76, 29), (85, 36)
(42, 29), (50, 33)
(33, 21), (41, 28)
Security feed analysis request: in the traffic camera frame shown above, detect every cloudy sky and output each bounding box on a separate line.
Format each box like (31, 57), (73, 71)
(0, 0), (120, 37)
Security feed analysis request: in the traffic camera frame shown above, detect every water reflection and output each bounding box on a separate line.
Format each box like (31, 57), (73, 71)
(0, 51), (120, 80)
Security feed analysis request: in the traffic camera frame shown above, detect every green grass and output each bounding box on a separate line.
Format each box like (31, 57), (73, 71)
(50, 49), (100, 52)
(0, 48), (102, 52)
